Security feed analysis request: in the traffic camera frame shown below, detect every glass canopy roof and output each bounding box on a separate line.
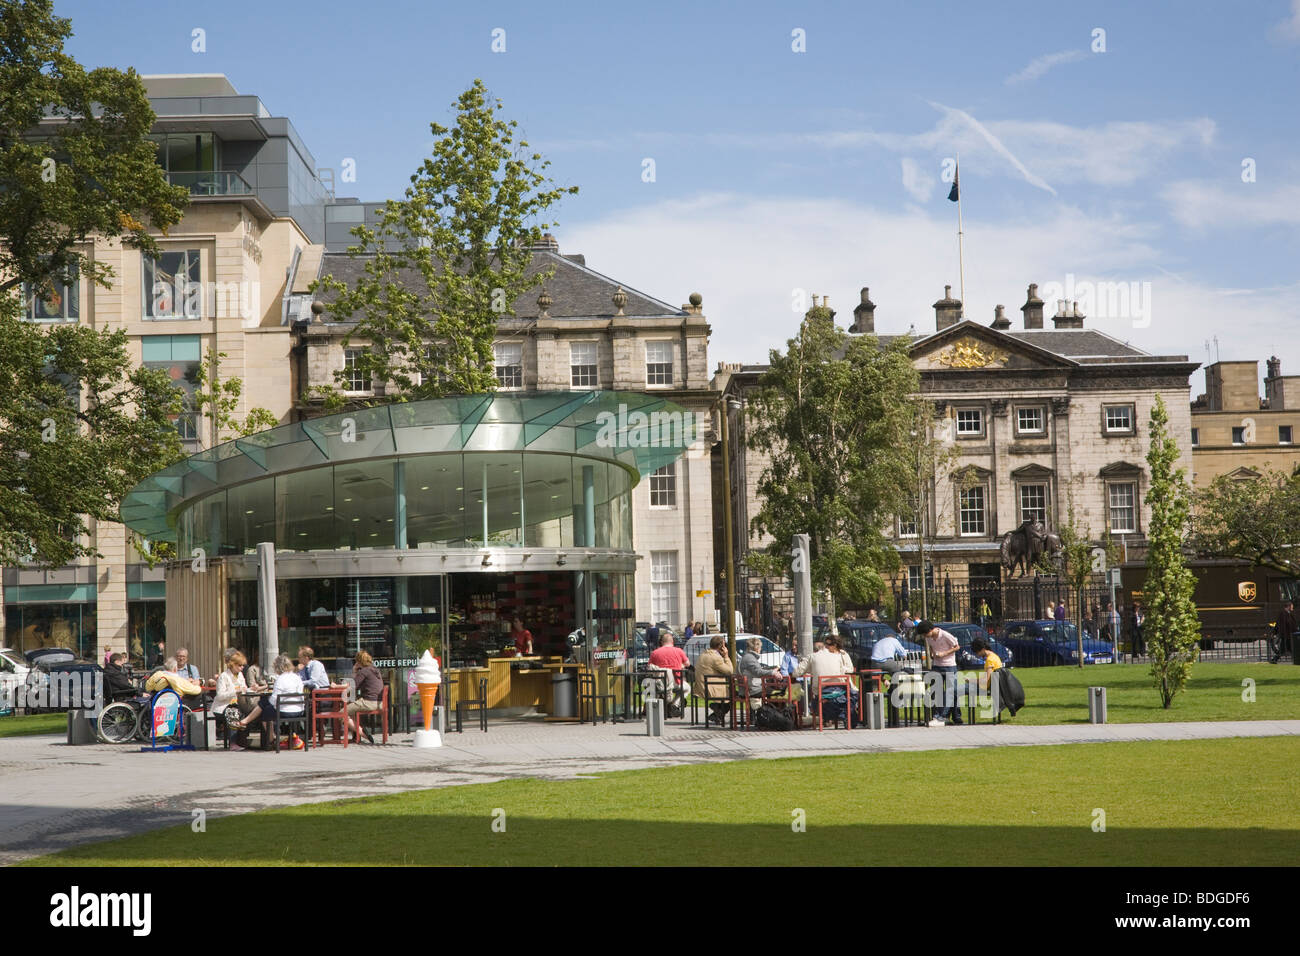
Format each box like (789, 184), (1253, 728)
(122, 391), (701, 543)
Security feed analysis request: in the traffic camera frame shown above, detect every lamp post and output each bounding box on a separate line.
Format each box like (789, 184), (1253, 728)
(720, 395), (741, 665)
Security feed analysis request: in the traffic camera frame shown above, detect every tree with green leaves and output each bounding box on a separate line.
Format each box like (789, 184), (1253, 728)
(313, 79), (578, 403)
(193, 348), (280, 442)
(1192, 468), (1300, 576)
(746, 304), (918, 611)
(0, 0), (190, 628)
(1144, 394), (1201, 708)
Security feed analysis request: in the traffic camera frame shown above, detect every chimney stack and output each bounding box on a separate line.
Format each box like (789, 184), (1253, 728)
(991, 303), (1011, 330)
(933, 284), (962, 331)
(1021, 283), (1044, 329)
(1267, 355), (1282, 380)
(851, 286), (876, 333)
(1053, 299), (1085, 329)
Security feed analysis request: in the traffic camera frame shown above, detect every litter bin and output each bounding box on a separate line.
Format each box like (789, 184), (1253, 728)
(551, 671), (577, 718)
(67, 709), (96, 745)
(1088, 686), (1107, 724)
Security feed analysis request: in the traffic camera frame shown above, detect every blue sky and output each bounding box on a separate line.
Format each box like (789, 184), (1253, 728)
(58, 0), (1300, 393)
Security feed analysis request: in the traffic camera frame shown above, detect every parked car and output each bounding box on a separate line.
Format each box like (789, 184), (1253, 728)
(22, 656), (103, 713)
(1000, 620), (1115, 666)
(682, 633), (783, 669)
(0, 648), (29, 712)
(836, 621), (925, 668)
(933, 623), (1015, 669)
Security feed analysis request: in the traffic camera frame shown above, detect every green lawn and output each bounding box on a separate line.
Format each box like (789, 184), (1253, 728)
(0, 712), (66, 737)
(31, 736), (1300, 866)
(992, 662), (1299, 724)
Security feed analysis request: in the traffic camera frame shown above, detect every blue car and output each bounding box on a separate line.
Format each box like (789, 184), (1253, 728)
(837, 621), (925, 668)
(1000, 620), (1115, 666)
(933, 622), (1014, 669)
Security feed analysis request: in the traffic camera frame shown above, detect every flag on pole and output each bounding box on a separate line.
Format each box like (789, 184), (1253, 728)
(948, 162), (960, 202)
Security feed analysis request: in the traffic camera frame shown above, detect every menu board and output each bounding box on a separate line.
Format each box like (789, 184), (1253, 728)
(346, 578), (392, 648)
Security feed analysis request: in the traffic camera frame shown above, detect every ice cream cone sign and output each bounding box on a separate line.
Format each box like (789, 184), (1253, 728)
(413, 651), (443, 747)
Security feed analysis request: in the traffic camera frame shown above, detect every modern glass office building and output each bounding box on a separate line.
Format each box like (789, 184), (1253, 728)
(122, 391), (696, 700)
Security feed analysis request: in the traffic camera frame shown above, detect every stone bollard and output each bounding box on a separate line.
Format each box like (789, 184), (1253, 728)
(645, 697), (664, 736)
(863, 691), (885, 730)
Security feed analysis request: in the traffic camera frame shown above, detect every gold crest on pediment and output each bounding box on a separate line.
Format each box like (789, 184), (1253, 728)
(935, 337), (1010, 369)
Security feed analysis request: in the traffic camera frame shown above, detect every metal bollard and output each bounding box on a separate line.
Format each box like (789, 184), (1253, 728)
(863, 691), (885, 730)
(645, 697), (664, 736)
(1088, 686), (1107, 724)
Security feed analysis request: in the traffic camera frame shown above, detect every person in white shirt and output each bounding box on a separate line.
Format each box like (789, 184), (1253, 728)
(296, 646), (330, 691)
(232, 655), (307, 749)
(794, 634), (858, 719)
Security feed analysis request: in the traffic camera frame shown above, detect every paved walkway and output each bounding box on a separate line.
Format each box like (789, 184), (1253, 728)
(2, 716), (1297, 864)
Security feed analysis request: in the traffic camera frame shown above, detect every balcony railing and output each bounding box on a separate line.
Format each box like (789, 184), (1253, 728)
(166, 170), (254, 197)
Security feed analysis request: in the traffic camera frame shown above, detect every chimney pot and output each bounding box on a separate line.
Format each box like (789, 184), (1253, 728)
(1021, 283), (1044, 329)
(852, 286), (876, 333)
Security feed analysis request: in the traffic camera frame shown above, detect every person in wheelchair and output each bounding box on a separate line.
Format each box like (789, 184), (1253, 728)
(103, 653), (137, 701)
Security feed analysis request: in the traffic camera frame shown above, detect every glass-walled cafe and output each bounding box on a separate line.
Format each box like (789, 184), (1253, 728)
(121, 391), (696, 719)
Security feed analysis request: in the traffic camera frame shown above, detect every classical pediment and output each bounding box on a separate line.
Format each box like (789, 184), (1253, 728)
(911, 321), (1077, 372)
(1098, 461), (1143, 478)
(1010, 463), (1054, 480)
(1226, 466), (1262, 482)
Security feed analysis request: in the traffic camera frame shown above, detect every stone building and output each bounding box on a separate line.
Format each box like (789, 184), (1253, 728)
(1190, 357), (1300, 488)
(715, 285), (1199, 624)
(296, 238), (717, 628)
(4, 73), (715, 661)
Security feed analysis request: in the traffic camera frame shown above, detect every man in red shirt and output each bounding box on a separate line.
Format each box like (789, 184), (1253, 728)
(648, 631), (690, 713)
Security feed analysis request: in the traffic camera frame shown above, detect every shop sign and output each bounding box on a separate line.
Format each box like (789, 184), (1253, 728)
(231, 618), (257, 628)
(372, 658), (419, 668)
(592, 649), (626, 661)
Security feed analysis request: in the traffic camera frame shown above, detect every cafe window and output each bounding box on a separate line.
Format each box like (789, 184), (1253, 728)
(570, 342), (598, 388)
(494, 342), (523, 389)
(649, 462), (676, 508)
(645, 341), (673, 387)
(143, 249), (202, 319)
(959, 485), (986, 535)
(955, 408), (984, 437)
(22, 264), (79, 322)
(651, 550), (679, 623)
(1109, 482), (1137, 534)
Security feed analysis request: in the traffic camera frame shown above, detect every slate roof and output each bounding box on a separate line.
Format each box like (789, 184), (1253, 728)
(314, 248), (685, 321)
(1004, 329), (1149, 359)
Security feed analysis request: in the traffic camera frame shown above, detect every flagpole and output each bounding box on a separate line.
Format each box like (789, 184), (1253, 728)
(956, 151), (966, 317)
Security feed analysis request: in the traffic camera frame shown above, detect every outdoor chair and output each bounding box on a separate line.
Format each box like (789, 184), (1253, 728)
(311, 686), (349, 747)
(577, 671), (615, 725)
(632, 668), (670, 718)
(760, 674), (800, 729)
(856, 669), (883, 724)
(814, 675), (854, 731)
(262, 693), (310, 753)
(355, 684), (390, 744)
(456, 677), (489, 732)
(701, 675), (734, 729)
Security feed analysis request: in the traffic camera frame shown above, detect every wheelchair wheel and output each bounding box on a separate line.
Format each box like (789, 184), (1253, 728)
(98, 702), (142, 744)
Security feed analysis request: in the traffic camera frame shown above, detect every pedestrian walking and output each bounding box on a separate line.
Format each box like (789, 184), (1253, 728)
(1271, 600), (1297, 664)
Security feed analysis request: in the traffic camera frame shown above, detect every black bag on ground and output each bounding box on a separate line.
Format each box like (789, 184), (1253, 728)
(996, 668), (1026, 716)
(754, 702), (795, 731)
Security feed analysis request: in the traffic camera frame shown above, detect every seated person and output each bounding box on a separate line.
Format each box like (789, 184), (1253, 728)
(232, 655), (306, 750)
(794, 634), (858, 721)
(295, 646), (330, 691)
(345, 650), (384, 744)
(174, 647), (201, 682)
(103, 653), (136, 700)
(692, 635), (734, 727)
(144, 657), (205, 706)
(738, 638), (780, 699)
(647, 631), (690, 708)
(869, 632), (909, 677)
(969, 636), (1003, 690)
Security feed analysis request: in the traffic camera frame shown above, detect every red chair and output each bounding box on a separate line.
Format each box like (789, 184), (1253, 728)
(856, 669), (883, 723)
(354, 684), (389, 744)
(311, 687), (349, 748)
(815, 675), (854, 731)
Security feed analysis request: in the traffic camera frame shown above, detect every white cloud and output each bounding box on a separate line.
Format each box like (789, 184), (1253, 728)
(1274, 0), (1300, 41)
(1005, 49), (1088, 85)
(900, 157), (935, 202)
(927, 101), (1057, 195)
(1161, 180), (1300, 228)
(993, 118), (1215, 186)
(562, 192), (1296, 374)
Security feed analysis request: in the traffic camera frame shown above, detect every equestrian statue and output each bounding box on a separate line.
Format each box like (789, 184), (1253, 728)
(1000, 519), (1063, 576)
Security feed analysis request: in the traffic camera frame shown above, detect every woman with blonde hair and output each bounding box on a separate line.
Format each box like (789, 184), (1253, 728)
(346, 649), (384, 744)
(232, 654), (306, 750)
(214, 650), (250, 750)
